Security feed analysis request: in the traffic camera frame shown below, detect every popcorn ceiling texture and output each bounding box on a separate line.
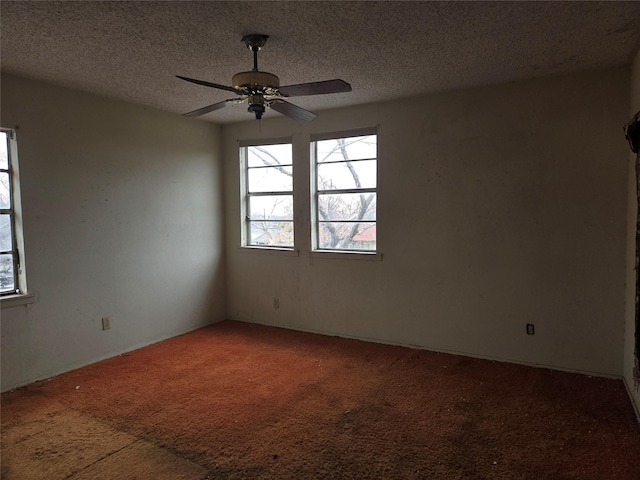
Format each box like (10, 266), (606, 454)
(2, 1), (640, 124)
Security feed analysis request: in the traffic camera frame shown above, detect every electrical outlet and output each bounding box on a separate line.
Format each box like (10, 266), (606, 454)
(526, 323), (535, 335)
(102, 317), (111, 330)
(273, 298), (279, 309)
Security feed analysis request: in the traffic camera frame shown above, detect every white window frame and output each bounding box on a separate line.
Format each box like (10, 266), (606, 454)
(239, 138), (295, 251)
(310, 128), (378, 255)
(1, 128), (32, 307)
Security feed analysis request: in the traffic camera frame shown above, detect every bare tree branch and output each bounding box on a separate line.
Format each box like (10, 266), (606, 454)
(252, 146), (291, 177)
(317, 204), (339, 247)
(337, 138), (362, 189)
(337, 193), (375, 249)
(318, 137), (367, 163)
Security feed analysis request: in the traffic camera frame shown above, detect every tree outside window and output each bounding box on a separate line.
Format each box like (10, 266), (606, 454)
(313, 134), (377, 252)
(242, 142), (294, 248)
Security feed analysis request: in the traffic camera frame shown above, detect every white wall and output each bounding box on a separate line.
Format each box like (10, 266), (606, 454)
(223, 68), (629, 377)
(624, 49), (640, 418)
(0, 74), (226, 391)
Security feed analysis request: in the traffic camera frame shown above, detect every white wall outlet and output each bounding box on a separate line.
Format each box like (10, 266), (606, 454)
(102, 317), (111, 330)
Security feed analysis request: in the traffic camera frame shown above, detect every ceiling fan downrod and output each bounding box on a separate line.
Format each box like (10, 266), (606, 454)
(241, 34), (268, 72)
(239, 34), (275, 118)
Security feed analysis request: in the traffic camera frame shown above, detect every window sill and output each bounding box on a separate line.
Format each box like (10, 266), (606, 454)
(237, 246), (300, 257)
(1, 293), (37, 309)
(310, 250), (383, 261)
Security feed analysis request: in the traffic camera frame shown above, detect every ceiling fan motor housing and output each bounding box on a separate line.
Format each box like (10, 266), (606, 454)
(232, 71), (280, 91)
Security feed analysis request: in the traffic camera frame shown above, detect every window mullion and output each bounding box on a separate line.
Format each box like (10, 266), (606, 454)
(248, 191), (293, 197)
(318, 220), (375, 224)
(248, 164), (292, 170)
(317, 188), (376, 195)
(318, 157), (376, 165)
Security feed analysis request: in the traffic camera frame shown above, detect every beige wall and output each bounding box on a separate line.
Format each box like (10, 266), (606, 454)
(223, 68), (629, 377)
(624, 48), (640, 418)
(1, 65), (631, 391)
(0, 74), (226, 391)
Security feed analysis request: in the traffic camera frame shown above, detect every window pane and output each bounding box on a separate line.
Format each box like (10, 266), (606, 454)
(317, 135), (376, 163)
(317, 193), (376, 222)
(249, 221), (294, 247)
(0, 132), (8, 171)
(248, 195), (293, 221)
(248, 166), (293, 193)
(247, 144), (292, 167)
(318, 222), (376, 251)
(0, 253), (15, 293)
(317, 160), (376, 190)
(0, 214), (12, 251)
(0, 172), (10, 209)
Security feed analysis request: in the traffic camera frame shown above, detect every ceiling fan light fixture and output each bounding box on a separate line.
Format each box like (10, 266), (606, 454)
(247, 95), (266, 120)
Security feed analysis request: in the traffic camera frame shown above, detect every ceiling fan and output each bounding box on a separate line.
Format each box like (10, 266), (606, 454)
(177, 34), (352, 122)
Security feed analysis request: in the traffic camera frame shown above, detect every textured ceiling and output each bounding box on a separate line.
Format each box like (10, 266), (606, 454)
(2, 1), (640, 124)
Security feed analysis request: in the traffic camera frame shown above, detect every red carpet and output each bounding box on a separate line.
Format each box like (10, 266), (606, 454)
(2, 320), (639, 479)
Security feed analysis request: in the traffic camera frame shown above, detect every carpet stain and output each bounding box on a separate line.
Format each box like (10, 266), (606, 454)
(2, 320), (639, 479)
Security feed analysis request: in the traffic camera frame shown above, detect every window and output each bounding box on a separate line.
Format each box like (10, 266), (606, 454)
(1, 129), (26, 296)
(240, 141), (294, 248)
(312, 131), (377, 252)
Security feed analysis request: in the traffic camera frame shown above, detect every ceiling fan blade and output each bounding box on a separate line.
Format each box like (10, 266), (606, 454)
(176, 75), (241, 94)
(278, 79), (352, 97)
(183, 99), (238, 118)
(270, 100), (317, 123)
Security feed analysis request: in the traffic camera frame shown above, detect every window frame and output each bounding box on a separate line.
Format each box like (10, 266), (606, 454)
(1, 127), (31, 306)
(310, 128), (378, 255)
(239, 138), (295, 251)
